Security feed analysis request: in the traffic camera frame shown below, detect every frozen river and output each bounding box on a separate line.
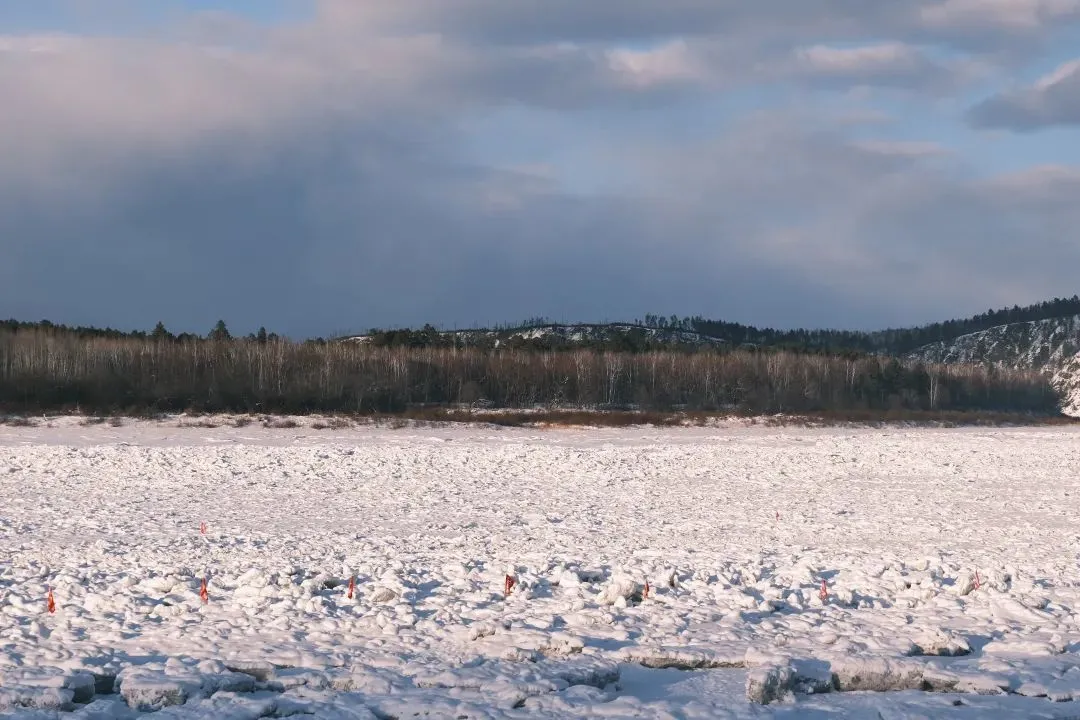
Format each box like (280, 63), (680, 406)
(2, 418), (1079, 717)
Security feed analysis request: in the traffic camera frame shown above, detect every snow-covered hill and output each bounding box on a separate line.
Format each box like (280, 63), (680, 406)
(907, 314), (1080, 415)
(905, 315), (1080, 370)
(1052, 352), (1080, 416)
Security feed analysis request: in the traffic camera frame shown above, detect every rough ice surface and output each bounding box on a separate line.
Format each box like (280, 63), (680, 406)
(3, 417), (1080, 717)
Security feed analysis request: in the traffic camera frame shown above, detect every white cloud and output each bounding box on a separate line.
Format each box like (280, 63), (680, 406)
(797, 42), (926, 74)
(920, 0), (1080, 30)
(605, 40), (704, 88)
(979, 164), (1080, 202)
(1034, 57), (1080, 88)
(790, 41), (968, 90)
(792, 41), (999, 94)
(968, 57), (1080, 128)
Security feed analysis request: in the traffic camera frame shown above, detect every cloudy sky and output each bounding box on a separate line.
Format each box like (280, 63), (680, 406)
(2, 0), (1080, 337)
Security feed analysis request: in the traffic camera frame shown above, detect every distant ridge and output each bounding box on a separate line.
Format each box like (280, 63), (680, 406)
(347, 323), (728, 351)
(8, 295), (1080, 355)
(349, 296), (1080, 355)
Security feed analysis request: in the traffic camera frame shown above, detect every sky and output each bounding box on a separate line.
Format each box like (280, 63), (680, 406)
(2, 0), (1080, 338)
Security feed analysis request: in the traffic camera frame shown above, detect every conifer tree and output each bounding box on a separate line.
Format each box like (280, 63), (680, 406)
(209, 320), (231, 342)
(151, 322), (171, 341)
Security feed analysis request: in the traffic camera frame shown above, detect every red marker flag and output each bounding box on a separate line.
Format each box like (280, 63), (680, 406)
(819, 580), (828, 602)
(347, 576), (355, 600)
(200, 578), (209, 604)
(504, 574), (516, 596)
(47, 587), (56, 614)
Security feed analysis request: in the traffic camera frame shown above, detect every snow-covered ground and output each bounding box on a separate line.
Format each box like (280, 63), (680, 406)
(2, 418), (1080, 718)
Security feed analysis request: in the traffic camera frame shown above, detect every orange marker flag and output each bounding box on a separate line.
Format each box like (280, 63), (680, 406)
(819, 579), (828, 602)
(200, 578), (209, 604)
(347, 576), (355, 600)
(47, 587), (56, 614)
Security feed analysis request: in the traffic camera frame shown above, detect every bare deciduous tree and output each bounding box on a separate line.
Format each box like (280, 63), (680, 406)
(0, 328), (1058, 417)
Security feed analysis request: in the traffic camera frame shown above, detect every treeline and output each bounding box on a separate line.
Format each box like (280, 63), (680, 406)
(360, 296), (1080, 355)
(362, 324), (736, 353)
(10, 294), (1080, 357)
(0, 319), (285, 345)
(0, 328), (1058, 416)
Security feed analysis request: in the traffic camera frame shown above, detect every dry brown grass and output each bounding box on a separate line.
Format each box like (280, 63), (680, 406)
(311, 417), (353, 430)
(367, 407), (1076, 429)
(764, 409), (1080, 428)
(1, 416), (38, 427)
(10, 407), (1075, 431)
(178, 418), (221, 428)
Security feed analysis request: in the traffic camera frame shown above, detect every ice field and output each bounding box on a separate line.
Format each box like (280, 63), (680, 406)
(2, 418), (1080, 717)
